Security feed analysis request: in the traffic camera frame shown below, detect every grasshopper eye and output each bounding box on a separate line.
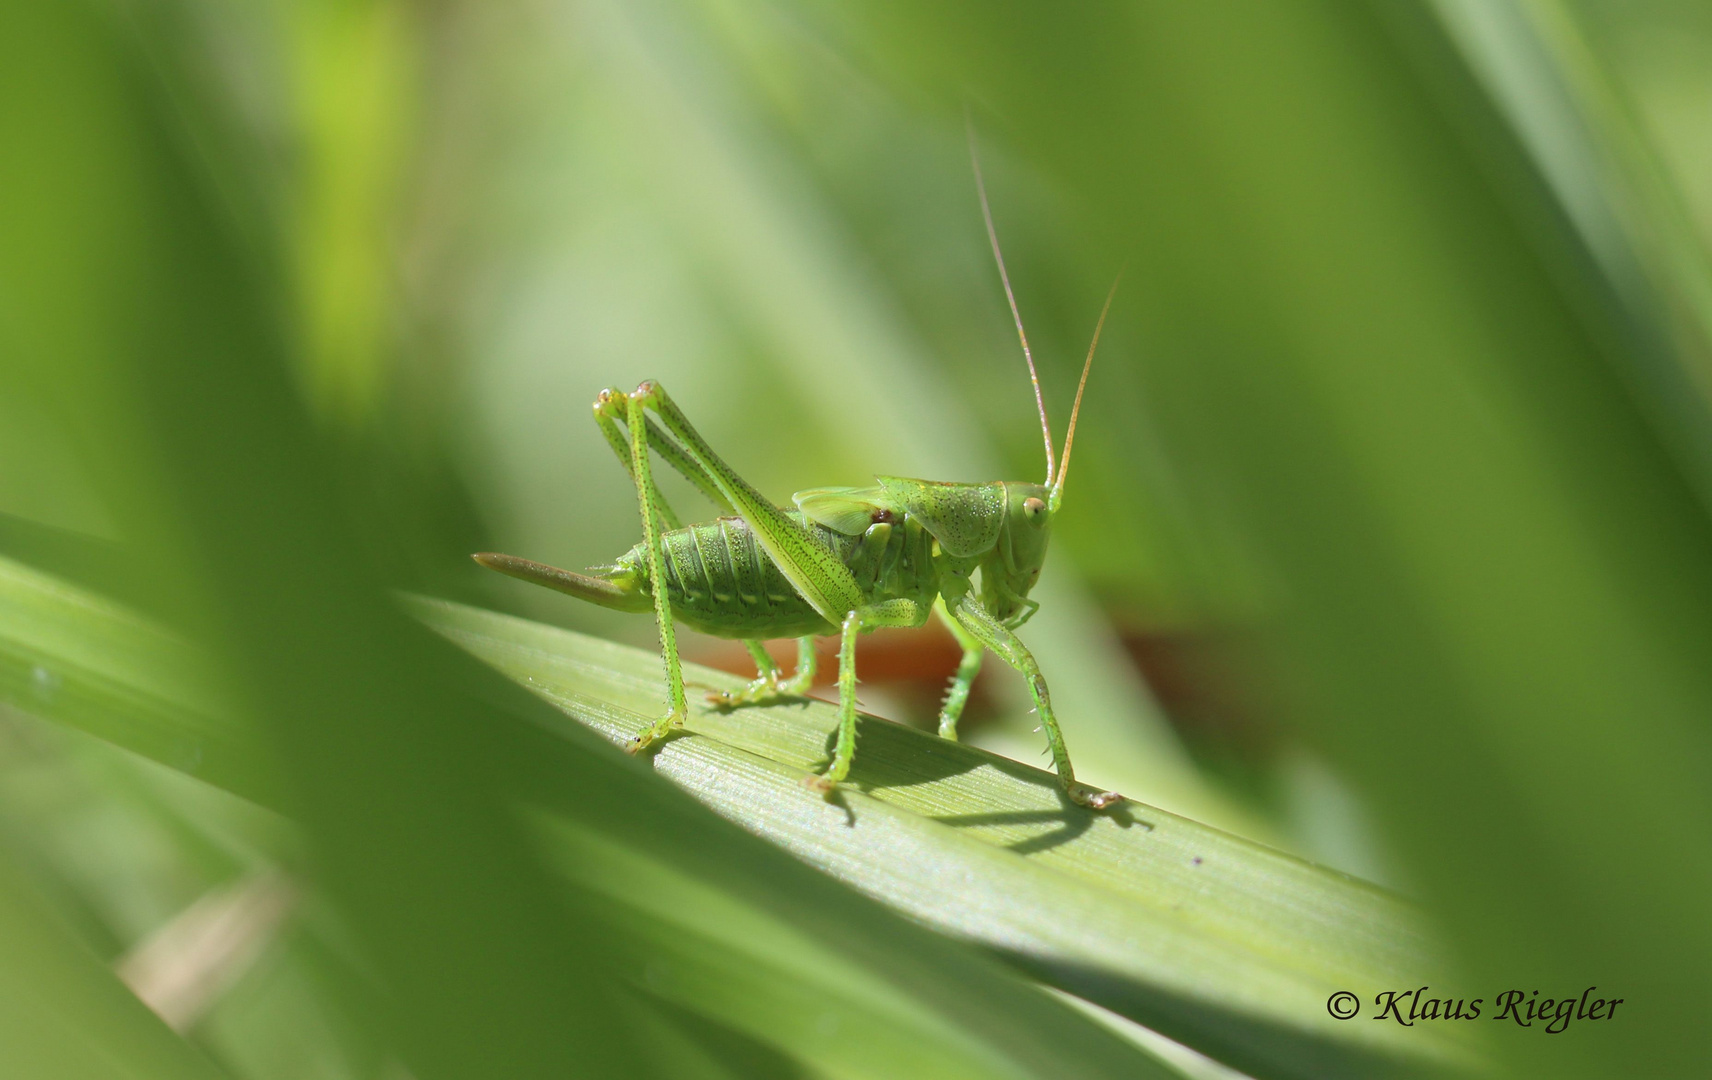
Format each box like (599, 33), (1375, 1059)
(1022, 497), (1046, 519)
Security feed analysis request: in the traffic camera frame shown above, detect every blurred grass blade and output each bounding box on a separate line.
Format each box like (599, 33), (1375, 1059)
(0, 547), (275, 807)
(540, 816), (1157, 1080)
(1426, 0), (1712, 501)
(0, 551), (1483, 1080)
(114, 872), (299, 1033)
(0, 4), (639, 1076)
(0, 841), (231, 1080)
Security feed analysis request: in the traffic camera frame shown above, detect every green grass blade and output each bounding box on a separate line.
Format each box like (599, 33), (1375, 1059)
(0, 551), (274, 808)
(0, 554), (1181, 1080)
(0, 547), (1485, 1079)
(417, 596), (1482, 1080)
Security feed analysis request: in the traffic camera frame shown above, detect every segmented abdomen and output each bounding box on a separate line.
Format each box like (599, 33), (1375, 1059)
(617, 512), (934, 639)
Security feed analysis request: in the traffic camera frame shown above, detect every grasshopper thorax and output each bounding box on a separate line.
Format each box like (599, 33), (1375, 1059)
(867, 476), (1053, 625)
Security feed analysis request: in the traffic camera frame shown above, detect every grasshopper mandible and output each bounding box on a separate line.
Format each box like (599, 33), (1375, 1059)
(474, 144), (1124, 809)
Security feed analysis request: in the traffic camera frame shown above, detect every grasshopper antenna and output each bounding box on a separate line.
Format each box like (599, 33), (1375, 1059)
(1050, 271), (1122, 512)
(968, 114), (1056, 487)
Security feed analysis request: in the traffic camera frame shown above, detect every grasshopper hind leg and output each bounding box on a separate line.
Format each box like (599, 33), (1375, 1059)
(607, 387), (690, 753)
(707, 638), (818, 707)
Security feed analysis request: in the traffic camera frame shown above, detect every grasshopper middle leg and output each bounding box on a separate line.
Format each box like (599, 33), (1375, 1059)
(804, 612), (863, 792)
(934, 597), (984, 741)
(708, 637), (818, 707)
(805, 600), (924, 794)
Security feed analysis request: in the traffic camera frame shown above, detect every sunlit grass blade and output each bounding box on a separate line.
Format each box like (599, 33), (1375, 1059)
(418, 596), (1483, 1080)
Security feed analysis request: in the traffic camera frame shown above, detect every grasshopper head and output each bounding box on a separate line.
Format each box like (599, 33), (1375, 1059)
(980, 481), (1054, 624)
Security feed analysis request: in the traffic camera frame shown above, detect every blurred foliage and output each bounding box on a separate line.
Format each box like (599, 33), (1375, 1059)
(3, 0), (1712, 1077)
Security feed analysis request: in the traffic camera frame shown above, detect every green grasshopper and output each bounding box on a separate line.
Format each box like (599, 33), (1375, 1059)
(474, 156), (1123, 810)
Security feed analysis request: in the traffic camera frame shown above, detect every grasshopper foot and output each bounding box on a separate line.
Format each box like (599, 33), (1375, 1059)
(627, 710), (686, 754)
(800, 773), (838, 799)
(707, 677), (779, 708)
(708, 671), (814, 709)
(1065, 779), (1125, 811)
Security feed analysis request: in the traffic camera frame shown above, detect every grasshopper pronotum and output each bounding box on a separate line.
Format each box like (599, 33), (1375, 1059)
(475, 139), (1123, 809)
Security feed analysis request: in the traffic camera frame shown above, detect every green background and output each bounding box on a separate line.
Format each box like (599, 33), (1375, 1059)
(2, 1), (1710, 1077)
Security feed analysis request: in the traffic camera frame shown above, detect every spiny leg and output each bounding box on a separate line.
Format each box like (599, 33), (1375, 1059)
(806, 611), (862, 794)
(621, 390), (689, 751)
(933, 597), (984, 741)
(949, 593), (1122, 809)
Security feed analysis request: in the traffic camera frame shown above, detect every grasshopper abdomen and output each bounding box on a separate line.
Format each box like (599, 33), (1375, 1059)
(615, 511), (937, 640)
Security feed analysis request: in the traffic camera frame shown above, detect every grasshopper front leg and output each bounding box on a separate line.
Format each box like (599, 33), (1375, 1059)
(948, 592), (1123, 809)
